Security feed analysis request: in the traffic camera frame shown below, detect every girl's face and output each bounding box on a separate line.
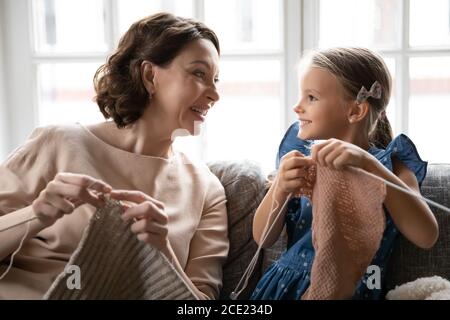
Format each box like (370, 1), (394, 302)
(150, 38), (220, 136)
(294, 66), (351, 141)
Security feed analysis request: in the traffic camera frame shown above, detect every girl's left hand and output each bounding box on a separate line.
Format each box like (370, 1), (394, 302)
(311, 138), (376, 171)
(109, 190), (169, 252)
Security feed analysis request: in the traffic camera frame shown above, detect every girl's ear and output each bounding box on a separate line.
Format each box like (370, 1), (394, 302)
(347, 101), (369, 124)
(140, 61), (156, 95)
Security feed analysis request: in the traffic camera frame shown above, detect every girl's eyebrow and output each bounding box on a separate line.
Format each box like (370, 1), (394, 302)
(304, 88), (321, 95)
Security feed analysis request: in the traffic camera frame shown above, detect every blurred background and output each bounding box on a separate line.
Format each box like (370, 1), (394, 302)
(0, 0), (449, 175)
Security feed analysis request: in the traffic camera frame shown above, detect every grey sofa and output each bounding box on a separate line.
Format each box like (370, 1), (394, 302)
(208, 161), (450, 300)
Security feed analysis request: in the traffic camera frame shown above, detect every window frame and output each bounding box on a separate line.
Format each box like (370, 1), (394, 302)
(0, 0), (8, 159)
(302, 0), (450, 137)
(1, 0), (301, 162)
(6, 0), (450, 162)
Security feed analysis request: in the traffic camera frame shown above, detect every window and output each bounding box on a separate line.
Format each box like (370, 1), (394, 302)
(32, 0), (108, 127)
(32, 0), (195, 127)
(18, 0), (288, 174)
(201, 0), (284, 174)
(2, 0), (448, 167)
(304, 0), (450, 163)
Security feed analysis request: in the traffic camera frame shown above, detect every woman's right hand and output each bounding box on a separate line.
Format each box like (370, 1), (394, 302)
(32, 173), (112, 227)
(275, 150), (315, 197)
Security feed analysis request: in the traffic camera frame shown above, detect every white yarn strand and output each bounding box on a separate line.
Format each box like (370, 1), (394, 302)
(230, 176), (292, 299)
(0, 219), (31, 280)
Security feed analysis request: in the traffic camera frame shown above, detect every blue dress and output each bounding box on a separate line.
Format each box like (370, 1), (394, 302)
(251, 122), (428, 300)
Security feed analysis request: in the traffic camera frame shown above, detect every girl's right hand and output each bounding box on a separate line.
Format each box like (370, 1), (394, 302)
(275, 150), (314, 197)
(32, 173), (112, 227)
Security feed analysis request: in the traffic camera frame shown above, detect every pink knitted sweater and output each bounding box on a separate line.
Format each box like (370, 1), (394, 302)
(300, 165), (386, 300)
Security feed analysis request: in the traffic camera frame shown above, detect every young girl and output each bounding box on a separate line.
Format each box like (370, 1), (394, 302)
(251, 47), (439, 300)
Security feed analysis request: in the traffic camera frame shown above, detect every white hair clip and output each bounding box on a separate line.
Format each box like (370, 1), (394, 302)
(356, 81), (382, 104)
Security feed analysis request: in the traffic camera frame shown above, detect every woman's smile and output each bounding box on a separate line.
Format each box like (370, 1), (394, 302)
(190, 106), (209, 122)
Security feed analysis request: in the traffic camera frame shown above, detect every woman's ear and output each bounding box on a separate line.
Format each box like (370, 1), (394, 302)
(347, 101), (369, 124)
(140, 61), (156, 95)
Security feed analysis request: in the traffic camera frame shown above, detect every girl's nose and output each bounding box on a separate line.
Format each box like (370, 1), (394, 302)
(293, 103), (304, 114)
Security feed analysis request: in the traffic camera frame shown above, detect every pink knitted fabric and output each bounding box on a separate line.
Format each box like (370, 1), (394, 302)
(299, 165), (386, 300)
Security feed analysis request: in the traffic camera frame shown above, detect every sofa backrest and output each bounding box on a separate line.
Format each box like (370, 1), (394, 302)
(208, 160), (267, 299)
(385, 164), (450, 292)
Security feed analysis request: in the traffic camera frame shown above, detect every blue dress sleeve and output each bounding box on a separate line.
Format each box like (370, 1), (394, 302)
(377, 134), (428, 186)
(276, 122), (313, 169)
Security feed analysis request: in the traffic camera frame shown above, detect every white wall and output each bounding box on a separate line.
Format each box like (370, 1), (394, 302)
(0, 0), (9, 161)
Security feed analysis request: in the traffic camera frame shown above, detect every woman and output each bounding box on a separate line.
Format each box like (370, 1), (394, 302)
(0, 12), (228, 300)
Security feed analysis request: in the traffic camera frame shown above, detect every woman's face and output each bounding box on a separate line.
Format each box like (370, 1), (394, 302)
(150, 38), (220, 136)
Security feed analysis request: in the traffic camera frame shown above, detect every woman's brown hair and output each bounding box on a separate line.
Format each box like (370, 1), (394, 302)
(307, 47), (393, 149)
(93, 12), (220, 128)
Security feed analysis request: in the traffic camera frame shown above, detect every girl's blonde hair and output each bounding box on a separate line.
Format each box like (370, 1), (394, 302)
(303, 47), (393, 149)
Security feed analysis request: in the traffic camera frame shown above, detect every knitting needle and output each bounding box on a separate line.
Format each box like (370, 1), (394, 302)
(0, 215), (38, 233)
(347, 166), (450, 215)
(0, 182), (114, 233)
(305, 141), (450, 210)
(0, 195), (132, 233)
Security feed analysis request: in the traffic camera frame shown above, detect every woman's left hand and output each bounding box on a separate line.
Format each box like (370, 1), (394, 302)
(310, 138), (376, 171)
(109, 190), (169, 252)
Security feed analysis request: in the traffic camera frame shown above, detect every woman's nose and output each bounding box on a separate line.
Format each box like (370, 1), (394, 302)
(207, 85), (220, 103)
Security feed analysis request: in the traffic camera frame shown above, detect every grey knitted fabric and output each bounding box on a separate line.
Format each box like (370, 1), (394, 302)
(43, 199), (198, 300)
